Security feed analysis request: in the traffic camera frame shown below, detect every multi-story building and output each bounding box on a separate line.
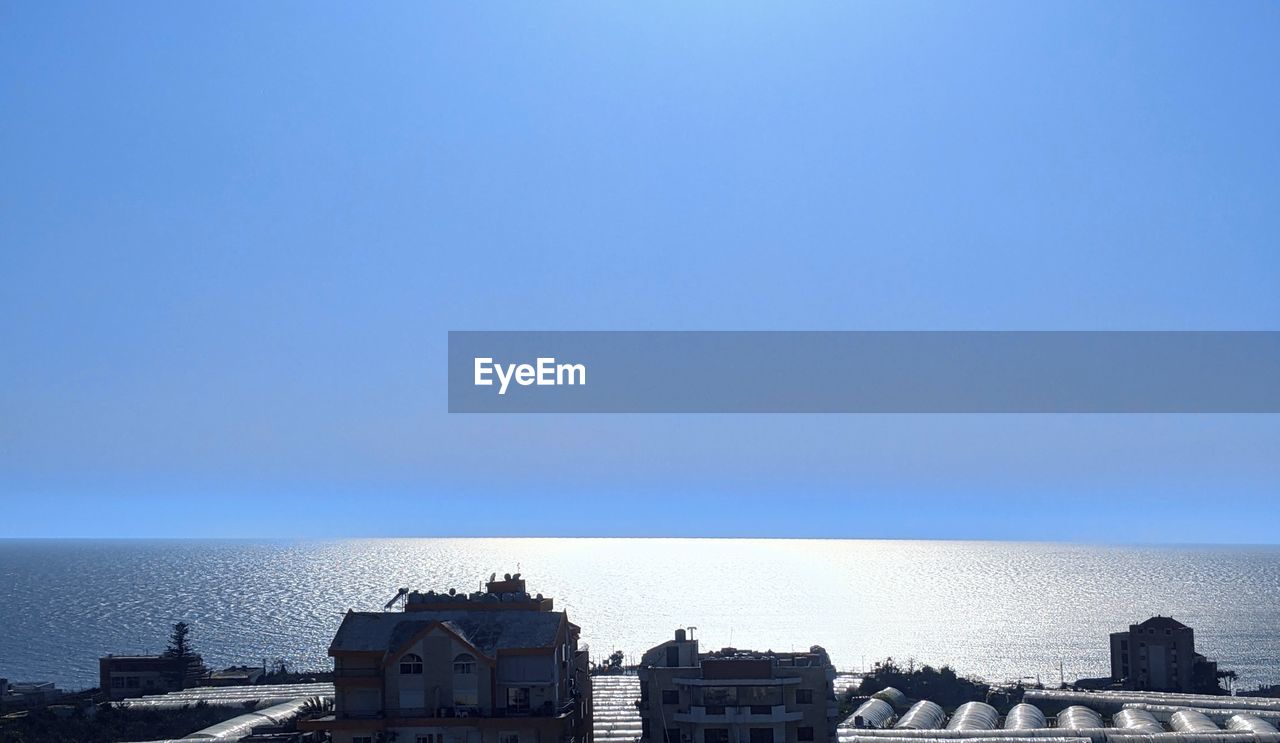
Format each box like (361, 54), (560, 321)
(637, 630), (837, 743)
(99, 654), (207, 700)
(303, 574), (592, 743)
(1109, 615), (1219, 693)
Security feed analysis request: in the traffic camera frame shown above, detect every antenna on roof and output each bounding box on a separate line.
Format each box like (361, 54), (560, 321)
(383, 588), (409, 611)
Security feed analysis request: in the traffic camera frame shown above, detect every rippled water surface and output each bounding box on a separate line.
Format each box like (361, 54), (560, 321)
(1, 539), (1278, 691)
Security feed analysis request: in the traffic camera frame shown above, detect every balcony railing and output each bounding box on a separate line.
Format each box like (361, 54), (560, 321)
(493, 700), (576, 718)
(337, 711), (384, 720)
(383, 706), (484, 719)
(380, 700), (577, 720)
(672, 705), (803, 724)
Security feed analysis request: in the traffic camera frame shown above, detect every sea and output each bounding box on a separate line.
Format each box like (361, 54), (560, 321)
(1, 539), (1278, 692)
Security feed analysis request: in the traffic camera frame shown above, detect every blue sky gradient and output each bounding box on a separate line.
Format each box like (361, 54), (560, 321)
(2, 2), (1278, 539)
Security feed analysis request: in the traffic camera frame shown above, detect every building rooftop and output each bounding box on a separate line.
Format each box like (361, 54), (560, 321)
(1133, 615), (1189, 631)
(330, 609), (566, 656)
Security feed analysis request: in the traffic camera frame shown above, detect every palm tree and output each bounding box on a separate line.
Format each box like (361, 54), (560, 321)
(299, 696), (334, 717)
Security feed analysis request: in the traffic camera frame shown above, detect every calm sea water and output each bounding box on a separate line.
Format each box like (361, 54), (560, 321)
(1, 539), (1278, 692)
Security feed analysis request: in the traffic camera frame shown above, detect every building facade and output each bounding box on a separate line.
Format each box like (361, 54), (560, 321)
(99, 654), (207, 700)
(304, 574), (592, 743)
(637, 630), (837, 743)
(1, 680), (62, 710)
(1109, 615), (1217, 693)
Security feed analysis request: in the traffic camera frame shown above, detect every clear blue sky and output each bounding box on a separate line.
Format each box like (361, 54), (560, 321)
(2, 2), (1278, 540)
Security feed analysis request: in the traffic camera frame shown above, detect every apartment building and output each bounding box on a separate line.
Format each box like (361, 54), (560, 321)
(637, 630), (837, 743)
(1109, 615), (1219, 693)
(303, 574), (592, 743)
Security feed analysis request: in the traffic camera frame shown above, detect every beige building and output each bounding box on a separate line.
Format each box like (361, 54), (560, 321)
(304, 575), (592, 743)
(638, 630), (837, 743)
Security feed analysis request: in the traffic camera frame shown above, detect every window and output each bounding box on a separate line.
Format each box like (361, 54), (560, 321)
(454, 652), (478, 707)
(798, 728), (814, 742)
(111, 677), (125, 688)
(662, 690), (679, 705)
(400, 653), (424, 674)
(419, 736), (441, 743)
(507, 686), (530, 711)
(740, 686), (781, 706)
(501, 733), (520, 743)
(665, 729), (680, 743)
(400, 688), (423, 710)
(701, 687), (735, 706)
(796, 689), (814, 704)
(126, 677), (140, 688)
(705, 730), (730, 743)
(354, 738), (374, 743)
(749, 729), (773, 743)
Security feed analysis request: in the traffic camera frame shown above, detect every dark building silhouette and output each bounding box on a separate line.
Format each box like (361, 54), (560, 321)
(1109, 616), (1219, 693)
(638, 629), (837, 743)
(303, 574), (592, 743)
(99, 654), (207, 700)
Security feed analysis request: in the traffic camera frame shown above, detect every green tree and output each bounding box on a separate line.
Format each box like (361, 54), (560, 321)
(164, 621), (194, 658)
(855, 657), (990, 711)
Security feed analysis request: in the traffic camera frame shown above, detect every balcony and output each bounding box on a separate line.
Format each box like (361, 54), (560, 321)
(493, 700), (577, 718)
(673, 677), (802, 686)
(672, 705), (802, 723)
(371, 705), (488, 720)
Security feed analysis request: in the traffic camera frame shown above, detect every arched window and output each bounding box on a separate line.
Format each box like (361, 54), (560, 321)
(453, 653), (476, 675)
(400, 653), (424, 675)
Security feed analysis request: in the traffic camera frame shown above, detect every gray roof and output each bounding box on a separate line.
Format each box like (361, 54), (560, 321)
(330, 610), (565, 657)
(1135, 615), (1189, 630)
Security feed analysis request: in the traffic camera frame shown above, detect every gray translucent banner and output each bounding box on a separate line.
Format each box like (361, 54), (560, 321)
(448, 331), (1280, 413)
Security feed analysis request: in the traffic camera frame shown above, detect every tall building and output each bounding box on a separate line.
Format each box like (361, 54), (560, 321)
(637, 630), (837, 743)
(1109, 615), (1218, 693)
(303, 574), (592, 743)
